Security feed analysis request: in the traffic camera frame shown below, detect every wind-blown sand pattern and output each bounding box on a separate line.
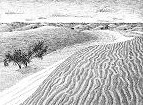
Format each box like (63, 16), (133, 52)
(21, 36), (143, 105)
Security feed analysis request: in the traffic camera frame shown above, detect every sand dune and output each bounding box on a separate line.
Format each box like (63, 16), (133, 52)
(20, 36), (143, 105)
(0, 59), (65, 105)
(0, 30), (136, 105)
(0, 29), (125, 93)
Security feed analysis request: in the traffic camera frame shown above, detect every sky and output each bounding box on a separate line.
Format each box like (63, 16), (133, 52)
(0, 0), (143, 23)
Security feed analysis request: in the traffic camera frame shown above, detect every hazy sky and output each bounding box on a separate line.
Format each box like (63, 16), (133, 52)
(0, 0), (142, 22)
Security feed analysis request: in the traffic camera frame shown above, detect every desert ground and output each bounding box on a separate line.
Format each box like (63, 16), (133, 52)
(0, 0), (143, 105)
(0, 22), (143, 105)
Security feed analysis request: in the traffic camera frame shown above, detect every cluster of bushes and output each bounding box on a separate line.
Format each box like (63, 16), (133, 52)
(3, 41), (48, 69)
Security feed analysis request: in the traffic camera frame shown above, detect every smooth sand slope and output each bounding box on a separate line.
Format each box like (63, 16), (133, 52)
(0, 59), (65, 105)
(21, 36), (143, 105)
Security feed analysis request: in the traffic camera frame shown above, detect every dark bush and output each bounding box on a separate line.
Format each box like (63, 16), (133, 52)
(4, 49), (30, 69)
(3, 41), (48, 69)
(28, 40), (48, 59)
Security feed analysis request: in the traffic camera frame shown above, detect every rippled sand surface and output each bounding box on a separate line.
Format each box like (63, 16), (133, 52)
(21, 36), (143, 105)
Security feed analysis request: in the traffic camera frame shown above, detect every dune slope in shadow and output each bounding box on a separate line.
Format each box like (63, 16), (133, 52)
(21, 36), (143, 105)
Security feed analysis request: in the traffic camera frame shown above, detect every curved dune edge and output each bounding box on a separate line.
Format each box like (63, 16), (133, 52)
(0, 59), (66, 105)
(20, 36), (143, 105)
(82, 30), (135, 44)
(0, 30), (132, 93)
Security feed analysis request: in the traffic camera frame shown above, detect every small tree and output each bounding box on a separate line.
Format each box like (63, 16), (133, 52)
(3, 40), (48, 69)
(4, 49), (30, 69)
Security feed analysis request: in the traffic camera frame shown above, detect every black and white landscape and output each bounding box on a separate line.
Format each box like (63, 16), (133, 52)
(0, 0), (143, 105)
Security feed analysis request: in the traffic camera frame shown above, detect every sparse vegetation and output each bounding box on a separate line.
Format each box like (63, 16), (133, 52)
(2, 30), (97, 69)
